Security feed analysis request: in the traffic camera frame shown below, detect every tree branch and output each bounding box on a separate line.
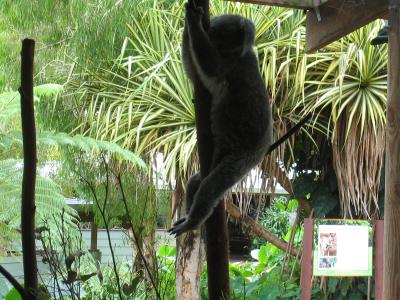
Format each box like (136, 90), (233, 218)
(0, 265), (26, 297)
(226, 200), (299, 256)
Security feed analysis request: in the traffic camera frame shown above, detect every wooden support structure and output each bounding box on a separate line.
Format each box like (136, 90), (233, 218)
(300, 218), (313, 300)
(375, 220), (384, 300)
(19, 38), (38, 300)
(384, 1), (400, 298)
(305, 0), (388, 53)
(90, 221), (98, 250)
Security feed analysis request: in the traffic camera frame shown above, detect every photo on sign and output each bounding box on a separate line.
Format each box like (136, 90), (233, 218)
(319, 257), (337, 269)
(319, 233), (337, 256)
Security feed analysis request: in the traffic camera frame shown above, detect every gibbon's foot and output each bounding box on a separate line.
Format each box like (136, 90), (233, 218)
(168, 217), (196, 237)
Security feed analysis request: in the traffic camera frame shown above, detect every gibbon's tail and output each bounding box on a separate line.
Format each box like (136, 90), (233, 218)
(267, 113), (312, 155)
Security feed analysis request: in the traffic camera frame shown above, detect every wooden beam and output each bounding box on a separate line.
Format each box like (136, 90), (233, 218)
(229, 0), (327, 9)
(383, 0), (400, 298)
(306, 0), (388, 53)
(375, 220), (384, 300)
(90, 221), (98, 251)
(300, 218), (313, 300)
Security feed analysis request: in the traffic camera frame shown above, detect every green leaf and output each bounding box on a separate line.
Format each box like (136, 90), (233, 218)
(258, 245), (269, 265)
(158, 244), (172, 257)
(4, 288), (23, 300)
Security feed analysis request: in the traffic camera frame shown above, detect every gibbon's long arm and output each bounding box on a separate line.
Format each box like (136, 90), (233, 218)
(185, 0), (221, 79)
(267, 113), (312, 155)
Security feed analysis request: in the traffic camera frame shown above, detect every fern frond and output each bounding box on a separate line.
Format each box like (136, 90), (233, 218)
(0, 131), (147, 169)
(33, 83), (63, 97)
(0, 159), (79, 229)
(38, 132), (147, 169)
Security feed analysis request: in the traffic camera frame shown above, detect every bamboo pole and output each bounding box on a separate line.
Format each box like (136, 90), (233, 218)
(383, 1), (400, 298)
(19, 38), (38, 300)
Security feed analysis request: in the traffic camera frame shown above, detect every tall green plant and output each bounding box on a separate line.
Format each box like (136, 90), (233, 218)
(304, 23), (387, 218)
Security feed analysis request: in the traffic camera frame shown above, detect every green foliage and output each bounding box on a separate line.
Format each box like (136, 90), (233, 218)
(0, 83), (62, 135)
(227, 243), (372, 299)
(0, 91), (23, 121)
(226, 239), (303, 299)
(0, 159), (79, 251)
(293, 171), (340, 218)
(79, 244), (177, 299)
(259, 196), (298, 239)
(4, 288), (22, 300)
(156, 244), (176, 299)
(0, 83), (147, 252)
(0, 0), (139, 90)
(309, 277), (373, 300)
(67, 155), (155, 234)
(81, 262), (146, 300)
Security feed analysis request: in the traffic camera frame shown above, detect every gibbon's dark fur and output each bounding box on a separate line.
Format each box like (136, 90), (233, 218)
(169, 0), (307, 236)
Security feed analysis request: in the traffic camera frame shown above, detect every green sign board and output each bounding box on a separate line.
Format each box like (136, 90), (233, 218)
(313, 219), (373, 277)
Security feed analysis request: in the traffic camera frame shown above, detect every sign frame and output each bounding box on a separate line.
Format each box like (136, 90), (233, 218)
(312, 219), (373, 277)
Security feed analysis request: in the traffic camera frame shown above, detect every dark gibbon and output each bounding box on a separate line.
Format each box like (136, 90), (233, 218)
(169, 0), (309, 236)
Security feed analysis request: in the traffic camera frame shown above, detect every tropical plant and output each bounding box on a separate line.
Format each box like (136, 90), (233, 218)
(303, 22), (387, 218)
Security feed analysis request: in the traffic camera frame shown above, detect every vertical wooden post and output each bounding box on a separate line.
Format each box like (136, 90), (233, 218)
(19, 38), (38, 300)
(192, 1), (230, 299)
(384, 1), (400, 298)
(300, 218), (313, 300)
(90, 221), (98, 250)
(375, 220), (384, 300)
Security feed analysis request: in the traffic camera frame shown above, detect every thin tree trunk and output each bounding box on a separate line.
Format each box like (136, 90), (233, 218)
(129, 228), (157, 289)
(19, 38), (38, 300)
(176, 231), (204, 300)
(175, 179), (204, 299)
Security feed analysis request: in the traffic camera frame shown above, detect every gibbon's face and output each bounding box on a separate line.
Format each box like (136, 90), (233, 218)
(208, 14), (248, 55)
